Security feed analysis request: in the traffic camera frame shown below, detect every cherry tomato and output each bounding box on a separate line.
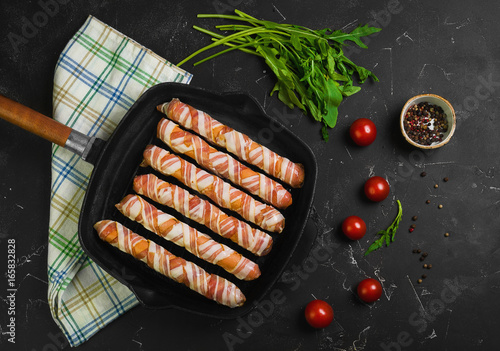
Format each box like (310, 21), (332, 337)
(364, 176), (390, 202)
(357, 278), (383, 303)
(350, 118), (377, 146)
(342, 216), (367, 240)
(304, 300), (334, 329)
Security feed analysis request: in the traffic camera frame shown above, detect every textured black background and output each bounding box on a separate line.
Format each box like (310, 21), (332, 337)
(1, 0), (499, 350)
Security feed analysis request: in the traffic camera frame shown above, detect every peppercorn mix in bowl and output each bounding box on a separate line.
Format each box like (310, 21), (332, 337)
(400, 94), (456, 149)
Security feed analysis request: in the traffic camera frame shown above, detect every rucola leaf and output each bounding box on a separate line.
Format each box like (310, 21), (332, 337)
(327, 25), (382, 48)
(178, 10), (381, 141)
(340, 84), (362, 97)
(321, 79), (342, 128)
(364, 200), (403, 256)
(291, 33), (302, 51)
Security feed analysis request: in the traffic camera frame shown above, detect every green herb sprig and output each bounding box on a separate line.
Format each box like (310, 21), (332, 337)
(364, 200), (403, 256)
(177, 10), (381, 141)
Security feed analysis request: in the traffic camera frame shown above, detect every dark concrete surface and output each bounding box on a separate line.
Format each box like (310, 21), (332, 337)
(0, 0), (499, 350)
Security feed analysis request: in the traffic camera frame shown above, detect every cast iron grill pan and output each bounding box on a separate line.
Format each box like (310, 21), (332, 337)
(0, 83), (317, 319)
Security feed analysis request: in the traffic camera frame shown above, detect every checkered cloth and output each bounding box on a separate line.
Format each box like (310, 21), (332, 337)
(47, 15), (192, 346)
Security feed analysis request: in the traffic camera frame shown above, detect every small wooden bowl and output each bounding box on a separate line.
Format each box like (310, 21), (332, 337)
(400, 94), (456, 149)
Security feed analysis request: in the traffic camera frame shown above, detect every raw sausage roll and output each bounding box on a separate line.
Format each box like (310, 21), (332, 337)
(133, 174), (272, 256)
(116, 194), (261, 281)
(142, 145), (285, 233)
(158, 98), (305, 188)
(94, 220), (245, 308)
(157, 118), (292, 210)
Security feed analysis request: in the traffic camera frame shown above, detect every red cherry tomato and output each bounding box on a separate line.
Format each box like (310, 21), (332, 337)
(342, 216), (367, 240)
(304, 300), (334, 329)
(364, 176), (390, 202)
(357, 278), (383, 303)
(350, 118), (377, 146)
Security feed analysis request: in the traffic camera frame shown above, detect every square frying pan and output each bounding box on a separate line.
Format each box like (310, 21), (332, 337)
(0, 83), (318, 318)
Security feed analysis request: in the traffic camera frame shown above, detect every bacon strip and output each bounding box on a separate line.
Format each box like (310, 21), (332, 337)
(142, 145), (285, 233)
(157, 118), (292, 210)
(116, 195), (260, 281)
(158, 98), (305, 188)
(94, 220), (246, 308)
(133, 174), (272, 256)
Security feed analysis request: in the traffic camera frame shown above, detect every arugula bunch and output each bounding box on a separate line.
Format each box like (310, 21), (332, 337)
(177, 10), (381, 141)
(364, 200), (403, 256)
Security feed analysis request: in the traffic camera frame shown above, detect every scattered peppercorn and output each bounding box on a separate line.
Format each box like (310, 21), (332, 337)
(409, 227), (414, 233)
(438, 204), (443, 209)
(417, 249), (422, 254)
(403, 102), (448, 146)
(419, 256), (425, 261)
(422, 274), (427, 279)
(413, 249), (418, 253)
(443, 177), (449, 182)
(420, 172), (427, 177)
(444, 232), (450, 237)
(426, 200), (431, 204)
(422, 252), (428, 257)
(423, 264), (428, 268)
(417, 279), (423, 284)
(428, 264), (433, 269)
(412, 215), (418, 221)
(410, 224), (416, 229)
(434, 184), (439, 189)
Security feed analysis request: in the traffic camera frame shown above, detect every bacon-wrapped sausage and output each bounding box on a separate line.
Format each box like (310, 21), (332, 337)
(142, 145), (285, 233)
(157, 118), (292, 210)
(94, 220), (246, 308)
(116, 194), (260, 281)
(158, 98), (305, 188)
(133, 174), (272, 256)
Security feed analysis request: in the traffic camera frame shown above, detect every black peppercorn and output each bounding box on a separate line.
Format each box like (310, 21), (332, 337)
(403, 103), (449, 146)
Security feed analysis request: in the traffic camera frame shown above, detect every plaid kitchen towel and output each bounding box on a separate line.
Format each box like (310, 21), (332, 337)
(47, 15), (192, 346)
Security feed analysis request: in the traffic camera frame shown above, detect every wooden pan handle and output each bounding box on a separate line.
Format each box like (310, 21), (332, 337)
(0, 94), (72, 147)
